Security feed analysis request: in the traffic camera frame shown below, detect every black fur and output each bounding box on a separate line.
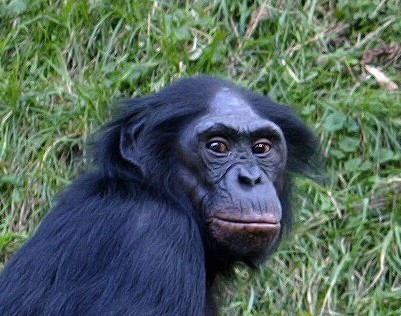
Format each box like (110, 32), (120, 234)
(0, 76), (318, 315)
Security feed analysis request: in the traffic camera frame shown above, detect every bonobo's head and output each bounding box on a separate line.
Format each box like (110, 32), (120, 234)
(178, 87), (288, 262)
(100, 76), (318, 265)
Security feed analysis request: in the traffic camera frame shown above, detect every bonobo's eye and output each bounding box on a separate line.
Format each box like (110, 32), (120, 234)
(252, 139), (271, 155)
(206, 137), (230, 154)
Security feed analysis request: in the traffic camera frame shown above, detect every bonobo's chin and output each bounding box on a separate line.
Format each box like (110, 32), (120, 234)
(207, 212), (281, 259)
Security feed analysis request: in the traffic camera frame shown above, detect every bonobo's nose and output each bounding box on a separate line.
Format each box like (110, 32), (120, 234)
(237, 166), (262, 186)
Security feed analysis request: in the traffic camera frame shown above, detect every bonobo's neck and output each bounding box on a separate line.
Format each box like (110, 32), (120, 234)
(205, 246), (237, 283)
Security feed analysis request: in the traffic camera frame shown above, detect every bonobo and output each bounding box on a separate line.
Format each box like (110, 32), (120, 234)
(0, 76), (318, 315)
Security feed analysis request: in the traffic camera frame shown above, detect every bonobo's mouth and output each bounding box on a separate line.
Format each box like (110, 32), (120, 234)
(210, 216), (281, 233)
(207, 213), (282, 257)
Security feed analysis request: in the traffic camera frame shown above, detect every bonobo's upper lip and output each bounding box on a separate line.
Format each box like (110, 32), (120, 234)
(210, 212), (281, 225)
(209, 216), (281, 233)
(212, 215), (280, 225)
(209, 214), (281, 233)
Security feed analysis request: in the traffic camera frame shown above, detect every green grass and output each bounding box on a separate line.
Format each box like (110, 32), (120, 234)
(1, 0), (400, 314)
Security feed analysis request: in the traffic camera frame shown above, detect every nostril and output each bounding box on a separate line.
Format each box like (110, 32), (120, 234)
(237, 166), (263, 186)
(238, 174), (252, 185)
(238, 174), (262, 186)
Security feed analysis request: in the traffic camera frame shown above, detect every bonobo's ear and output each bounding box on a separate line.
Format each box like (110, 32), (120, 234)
(119, 115), (147, 172)
(278, 112), (324, 182)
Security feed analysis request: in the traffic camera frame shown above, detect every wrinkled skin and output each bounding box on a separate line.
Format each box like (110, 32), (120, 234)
(179, 88), (287, 260)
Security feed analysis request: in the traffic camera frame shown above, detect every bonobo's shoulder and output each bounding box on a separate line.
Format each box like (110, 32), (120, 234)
(42, 172), (144, 226)
(52, 172), (161, 216)
(56, 172), (107, 202)
(57, 172), (141, 201)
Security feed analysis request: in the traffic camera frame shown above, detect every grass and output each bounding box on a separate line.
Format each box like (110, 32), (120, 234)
(0, 0), (400, 314)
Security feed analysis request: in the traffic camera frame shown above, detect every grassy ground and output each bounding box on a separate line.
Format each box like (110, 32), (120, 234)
(1, 0), (400, 315)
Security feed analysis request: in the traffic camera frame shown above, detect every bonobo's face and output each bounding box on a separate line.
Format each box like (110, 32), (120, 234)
(179, 88), (287, 259)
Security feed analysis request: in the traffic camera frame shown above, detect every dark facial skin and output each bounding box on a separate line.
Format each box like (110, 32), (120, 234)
(179, 88), (288, 258)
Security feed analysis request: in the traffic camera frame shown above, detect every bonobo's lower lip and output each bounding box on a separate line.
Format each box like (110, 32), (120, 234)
(210, 216), (281, 233)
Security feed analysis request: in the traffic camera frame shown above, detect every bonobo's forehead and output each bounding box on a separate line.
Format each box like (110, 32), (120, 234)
(195, 87), (280, 135)
(209, 88), (256, 118)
